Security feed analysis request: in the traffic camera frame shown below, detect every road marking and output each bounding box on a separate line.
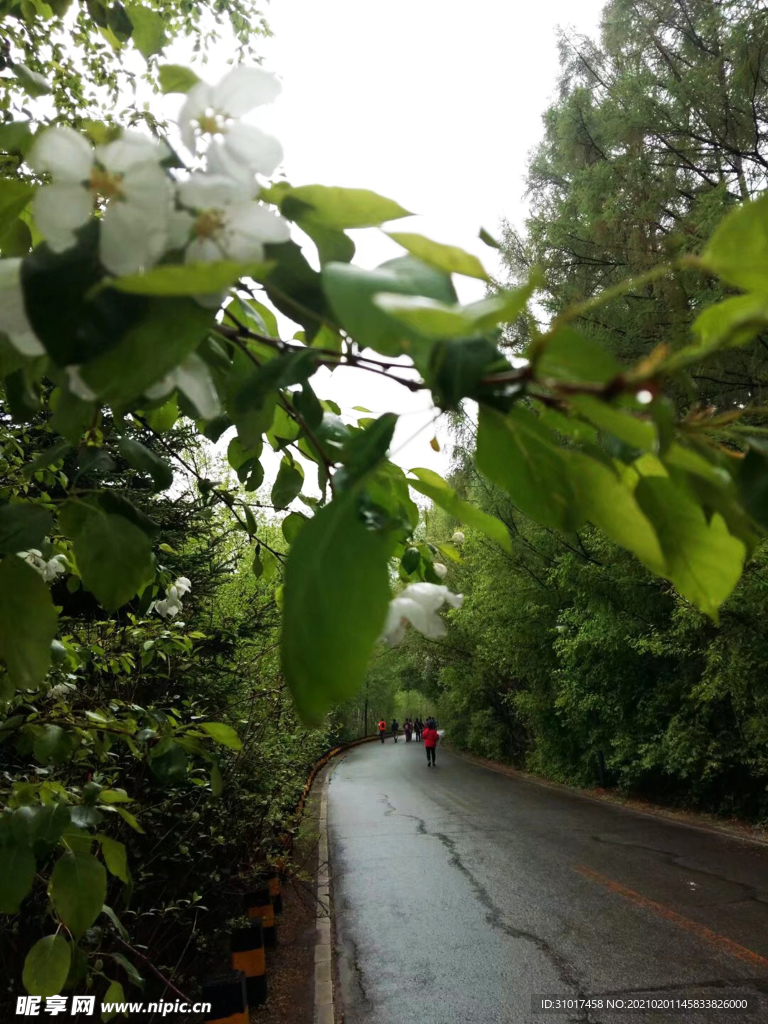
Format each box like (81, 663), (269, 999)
(574, 865), (768, 972)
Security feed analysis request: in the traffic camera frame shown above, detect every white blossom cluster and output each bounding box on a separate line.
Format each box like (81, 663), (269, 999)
(381, 582), (464, 646)
(17, 548), (67, 582)
(1, 66), (290, 362)
(154, 576), (192, 618)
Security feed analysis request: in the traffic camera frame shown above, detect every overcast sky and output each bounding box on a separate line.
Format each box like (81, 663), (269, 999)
(177, 0), (607, 489)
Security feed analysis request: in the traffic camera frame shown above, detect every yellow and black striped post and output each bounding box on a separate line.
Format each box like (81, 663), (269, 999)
(202, 971), (249, 1024)
(231, 921), (267, 1007)
(243, 885), (278, 950)
(267, 870), (283, 916)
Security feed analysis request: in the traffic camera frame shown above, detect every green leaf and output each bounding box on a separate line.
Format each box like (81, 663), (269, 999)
(476, 406), (582, 532)
(666, 293), (768, 369)
(50, 852), (107, 937)
(148, 742), (188, 784)
(0, 844), (36, 913)
(119, 437), (173, 492)
(279, 185), (410, 229)
(210, 763), (223, 797)
(59, 504), (155, 611)
(428, 337), (509, 408)
(110, 951), (144, 988)
(198, 721), (243, 750)
(0, 178), (36, 242)
(0, 556), (58, 689)
(703, 192), (768, 293)
(0, 121), (33, 155)
(157, 63), (200, 93)
(33, 724), (72, 765)
(97, 789), (131, 804)
(108, 261), (270, 297)
(569, 395), (657, 451)
(81, 299), (214, 405)
(126, 3), (166, 58)
(23, 442), (72, 478)
(479, 227), (501, 249)
(569, 454), (664, 572)
(323, 256), (457, 361)
(114, 807), (144, 834)
(11, 63), (52, 97)
(635, 475), (746, 619)
(535, 327), (621, 384)
(98, 836), (129, 883)
(339, 413), (397, 483)
(407, 468), (512, 553)
(102, 980), (126, 1020)
(102, 903), (129, 941)
(0, 503), (52, 553)
(374, 280), (537, 340)
(387, 232), (489, 281)
(271, 457), (304, 510)
(282, 512), (308, 544)
(282, 493), (392, 724)
(22, 935), (71, 997)
(373, 293), (477, 338)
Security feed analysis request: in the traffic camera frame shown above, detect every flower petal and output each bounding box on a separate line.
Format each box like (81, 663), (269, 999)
(0, 257), (44, 356)
(28, 126), (93, 182)
(227, 201), (291, 245)
(205, 142), (257, 186)
(100, 196), (170, 276)
(212, 67), (281, 116)
(169, 210), (195, 249)
(173, 352), (221, 419)
(185, 236), (225, 264)
(32, 182), (92, 252)
(178, 82), (214, 151)
(97, 130), (170, 173)
(224, 122), (283, 176)
(178, 172), (252, 210)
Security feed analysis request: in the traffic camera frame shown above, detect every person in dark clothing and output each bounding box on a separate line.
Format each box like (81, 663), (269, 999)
(391, 719), (399, 742)
(423, 721), (438, 766)
(414, 718), (423, 742)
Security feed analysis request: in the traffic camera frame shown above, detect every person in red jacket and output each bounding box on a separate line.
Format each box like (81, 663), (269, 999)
(378, 720), (386, 743)
(423, 720), (439, 767)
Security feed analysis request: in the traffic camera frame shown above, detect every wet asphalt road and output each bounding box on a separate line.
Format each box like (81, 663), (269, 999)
(327, 739), (768, 1024)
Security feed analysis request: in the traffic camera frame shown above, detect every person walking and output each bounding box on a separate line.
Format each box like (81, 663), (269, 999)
(404, 719), (413, 742)
(423, 720), (439, 767)
(378, 719), (387, 743)
(391, 718), (399, 743)
(414, 718), (422, 742)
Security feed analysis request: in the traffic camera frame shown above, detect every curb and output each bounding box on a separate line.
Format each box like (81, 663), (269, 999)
(310, 736), (375, 1024)
(313, 769), (333, 1024)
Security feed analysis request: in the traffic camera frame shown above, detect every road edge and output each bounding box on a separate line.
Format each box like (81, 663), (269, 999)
(445, 744), (768, 849)
(313, 762), (334, 1024)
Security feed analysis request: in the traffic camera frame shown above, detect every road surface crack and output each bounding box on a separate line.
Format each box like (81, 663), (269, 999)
(430, 829), (600, 1023)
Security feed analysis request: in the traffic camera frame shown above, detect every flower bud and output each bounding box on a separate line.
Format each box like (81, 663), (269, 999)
(452, 531), (465, 544)
(433, 563), (447, 579)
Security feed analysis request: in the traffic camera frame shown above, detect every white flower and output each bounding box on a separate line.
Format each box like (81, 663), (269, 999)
(172, 173), (290, 266)
(433, 562), (448, 579)
(452, 531), (465, 544)
(381, 582), (463, 646)
(179, 67), (283, 179)
(66, 366), (97, 402)
(155, 577), (192, 618)
(145, 352), (221, 417)
(18, 549), (67, 582)
(0, 258), (44, 356)
(28, 126), (173, 275)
